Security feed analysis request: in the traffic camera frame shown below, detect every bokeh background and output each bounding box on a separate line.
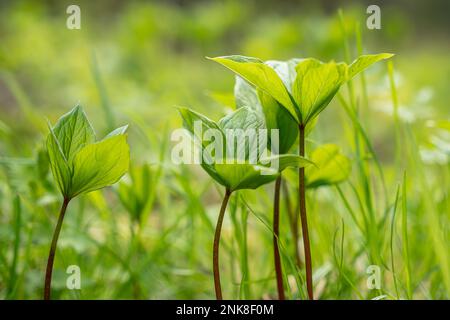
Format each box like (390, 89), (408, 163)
(0, 0), (449, 299)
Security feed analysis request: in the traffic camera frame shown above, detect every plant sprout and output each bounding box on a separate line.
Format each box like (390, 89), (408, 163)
(232, 70), (299, 299)
(210, 53), (393, 299)
(44, 105), (130, 299)
(179, 106), (312, 299)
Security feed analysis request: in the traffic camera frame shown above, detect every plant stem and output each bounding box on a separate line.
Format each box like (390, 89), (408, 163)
(273, 175), (285, 300)
(44, 197), (70, 300)
(299, 125), (313, 300)
(213, 188), (231, 300)
(282, 179), (302, 268)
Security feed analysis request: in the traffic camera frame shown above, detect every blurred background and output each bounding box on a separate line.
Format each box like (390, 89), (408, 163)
(0, 0), (448, 299)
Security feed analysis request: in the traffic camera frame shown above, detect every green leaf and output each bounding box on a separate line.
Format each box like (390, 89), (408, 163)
(218, 107), (264, 164)
(179, 107), (223, 148)
(208, 55), (299, 122)
(293, 60), (347, 124)
(218, 106), (264, 131)
(46, 105), (130, 199)
(258, 90), (298, 153)
(214, 162), (278, 191)
(178, 107), (311, 192)
(70, 135), (130, 197)
(233, 66), (298, 154)
(51, 104), (96, 163)
(178, 107), (226, 185)
(234, 76), (261, 110)
(262, 154), (314, 172)
(106, 125), (129, 138)
(265, 59), (300, 93)
(305, 144), (351, 188)
(348, 53), (394, 79)
(46, 126), (71, 197)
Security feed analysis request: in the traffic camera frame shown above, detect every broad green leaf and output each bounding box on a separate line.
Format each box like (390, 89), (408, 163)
(262, 154), (314, 172)
(265, 59), (300, 93)
(47, 105), (130, 200)
(214, 162), (278, 191)
(234, 75), (297, 153)
(234, 76), (261, 111)
(70, 135), (130, 197)
(293, 60), (347, 124)
(233, 67), (298, 154)
(179, 107), (223, 148)
(348, 53), (394, 79)
(46, 126), (71, 196)
(218, 106), (264, 131)
(179, 107), (228, 185)
(258, 90), (298, 153)
(218, 107), (264, 163)
(292, 58), (322, 114)
(52, 105), (96, 163)
(305, 144), (351, 188)
(179, 107), (312, 192)
(208, 55), (299, 122)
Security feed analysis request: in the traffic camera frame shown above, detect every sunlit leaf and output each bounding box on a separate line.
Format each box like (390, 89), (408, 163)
(46, 105), (130, 199)
(214, 162), (278, 191)
(234, 76), (261, 111)
(70, 135), (129, 197)
(208, 55), (299, 122)
(265, 59), (300, 93)
(179, 107), (311, 192)
(293, 60), (347, 124)
(46, 126), (71, 196)
(263, 154), (314, 172)
(51, 104), (95, 163)
(305, 144), (351, 188)
(258, 90), (298, 153)
(348, 53), (394, 79)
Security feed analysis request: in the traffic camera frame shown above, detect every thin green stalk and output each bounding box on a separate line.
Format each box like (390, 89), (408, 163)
(390, 185), (401, 299)
(282, 179), (302, 268)
(387, 60), (402, 167)
(402, 172), (412, 299)
(44, 197), (70, 300)
(213, 188), (232, 300)
(91, 52), (115, 131)
(273, 175), (285, 300)
(240, 201), (251, 299)
(355, 22), (369, 110)
(298, 125), (313, 300)
(7, 195), (21, 298)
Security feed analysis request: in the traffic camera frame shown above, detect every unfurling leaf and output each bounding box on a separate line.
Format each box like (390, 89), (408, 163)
(178, 107), (312, 192)
(46, 104), (130, 199)
(211, 54), (393, 127)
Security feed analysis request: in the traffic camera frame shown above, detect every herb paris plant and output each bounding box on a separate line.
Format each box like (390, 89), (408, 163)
(210, 53), (393, 299)
(179, 106), (312, 299)
(44, 105), (130, 299)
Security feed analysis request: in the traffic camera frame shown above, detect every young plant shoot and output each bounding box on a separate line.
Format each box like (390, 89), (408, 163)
(233, 72), (299, 299)
(209, 53), (393, 299)
(45, 105), (130, 299)
(179, 106), (312, 299)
